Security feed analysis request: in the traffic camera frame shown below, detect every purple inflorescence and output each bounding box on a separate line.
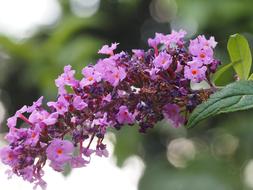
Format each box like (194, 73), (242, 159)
(0, 30), (220, 189)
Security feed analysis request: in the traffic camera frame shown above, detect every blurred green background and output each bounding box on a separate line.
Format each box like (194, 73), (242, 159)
(1, 0), (253, 189)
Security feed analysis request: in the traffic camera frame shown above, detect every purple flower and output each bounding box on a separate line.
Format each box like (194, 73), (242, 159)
(163, 104), (184, 128)
(20, 166), (35, 183)
(80, 66), (102, 87)
(154, 30), (186, 48)
(5, 127), (27, 143)
(27, 96), (43, 113)
(116, 106), (135, 124)
(70, 157), (89, 168)
(7, 105), (27, 128)
(148, 37), (160, 48)
(0, 30), (221, 188)
(29, 110), (58, 126)
(55, 65), (78, 94)
(95, 58), (126, 86)
(106, 67), (126, 86)
(47, 95), (69, 115)
(165, 29), (186, 47)
(184, 62), (207, 83)
(72, 95), (87, 111)
(132, 49), (145, 58)
(98, 42), (119, 56)
(0, 147), (17, 166)
(153, 51), (172, 70)
(25, 126), (41, 146)
(198, 35), (217, 48)
(46, 139), (74, 166)
(189, 35), (217, 65)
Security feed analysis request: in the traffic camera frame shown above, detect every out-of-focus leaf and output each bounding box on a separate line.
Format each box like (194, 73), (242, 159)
(113, 126), (142, 167)
(227, 34), (252, 80)
(248, 73), (253, 80)
(212, 60), (241, 84)
(187, 80), (253, 128)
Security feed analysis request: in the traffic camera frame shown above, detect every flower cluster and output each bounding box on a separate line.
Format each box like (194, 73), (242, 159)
(0, 30), (220, 189)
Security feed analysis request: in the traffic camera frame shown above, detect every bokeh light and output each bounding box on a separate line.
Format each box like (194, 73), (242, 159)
(0, 0), (61, 39)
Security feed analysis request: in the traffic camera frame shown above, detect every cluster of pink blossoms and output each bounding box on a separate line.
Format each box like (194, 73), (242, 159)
(0, 30), (220, 189)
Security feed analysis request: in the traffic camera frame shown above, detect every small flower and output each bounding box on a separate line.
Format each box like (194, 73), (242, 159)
(47, 95), (69, 115)
(80, 66), (101, 87)
(25, 126), (41, 146)
(70, 157), (89, 168)
(132, 49), (145, 58)
(72, 95), (87, 111)
(194, 46), (213, 65)
(29, 110), (58, 126)
(55, 65), (78, 94)
(107, 67), (126, 86)
(27, 96), (43, 113)
(0, 147), (17, 166)
(184, 61), (207, 83)
(116, 106), (135, 124)
(46, 139), (74, 165)
(153, 51), (172, 70)
(198, 35), (217, 48)
(7, 105), (28, 128)
(148, 37), (160, 48)
(98, 42), (119, 56)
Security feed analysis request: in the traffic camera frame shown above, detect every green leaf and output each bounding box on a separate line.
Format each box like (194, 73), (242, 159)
(212, 60), (241, 84)
(249, 73), (253, 80)
(187, 80), (253, 128)
(227, 34), (252, 80)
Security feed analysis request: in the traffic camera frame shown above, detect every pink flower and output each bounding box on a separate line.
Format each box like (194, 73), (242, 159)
(70, 157), (89, 168)
(47, 95), (69, 115)
(116, 106), (135, 124)
(27, 96), (43, 113)
(184, 61), (207, 83)
(189, 35), (217, 65)
(0, 147), (18, 166)
(80, 66), (102, 87)
(95, 58), (126, 86)
(146, 67), (160, 80)
(157, 29), (186, 47)
(72, 95), (87, 111)
(46, 139), (74, 170)
(98, 42), (119, 56)
(163, 104), (184, 128)
(132, 49), (145, 58)
(148, 37), (160, 48)
(106, 67), (126, 87)
(198, 35), (217, 48)
(29, 110), (58, 126)
(55, 65), (78, 94)
(25, 126), (41, 146)
(7, 105), (27, 128)
(153, 51), (172, 70)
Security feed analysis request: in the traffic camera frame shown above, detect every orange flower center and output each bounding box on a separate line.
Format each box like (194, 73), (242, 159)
(88, 76), (94, 81)
(56, 149), (63, 155)
(114, 73), (119, 79)
(199, 53), (206, 59)
(31, 132), (36, 138)
(8, 154), (13, 160)
(191, 69), (198, 75)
